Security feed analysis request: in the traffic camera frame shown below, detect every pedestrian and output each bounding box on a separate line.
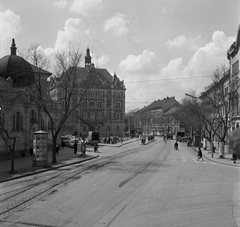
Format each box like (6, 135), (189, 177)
(82, 140), (86, 157)
(61, 140), (65, 150)
(197, 146), (204, 161)
(94, 143), (98, 153)
(29, 147), (33, 157)
(74, 141), (78, 154)
(56, 144), (59, 156)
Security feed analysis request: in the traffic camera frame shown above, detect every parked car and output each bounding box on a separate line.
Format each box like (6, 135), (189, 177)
(167, 134), (173, 140)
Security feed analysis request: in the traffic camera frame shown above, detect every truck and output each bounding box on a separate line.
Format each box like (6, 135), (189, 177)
(87, 131), (100, 145)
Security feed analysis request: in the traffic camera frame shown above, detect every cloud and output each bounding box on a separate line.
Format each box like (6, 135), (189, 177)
(55, 0), (103, 16)
(54, 0), (68, 9)
(124, 31), (235, 109)
(119, 50), (157, 74)
(166, 35), (202, 50)
(160, 7), (173, 14)
(166, 35), (187, 49)
(104, 13), (129, 36)
(95, 55), (109, 68)
(0, 10), (22, 56)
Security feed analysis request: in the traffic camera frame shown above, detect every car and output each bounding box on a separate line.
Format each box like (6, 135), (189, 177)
(167, 134), (173, 140)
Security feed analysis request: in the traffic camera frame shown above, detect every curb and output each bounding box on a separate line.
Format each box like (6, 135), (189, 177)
(0, 155), (99, 183)
(192, 147), (240, 167)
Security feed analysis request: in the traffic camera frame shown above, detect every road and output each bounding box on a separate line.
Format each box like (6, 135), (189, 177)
(0, 138), (239, 227)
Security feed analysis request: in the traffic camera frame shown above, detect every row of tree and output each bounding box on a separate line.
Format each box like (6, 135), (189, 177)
(176, 65), (239, 155)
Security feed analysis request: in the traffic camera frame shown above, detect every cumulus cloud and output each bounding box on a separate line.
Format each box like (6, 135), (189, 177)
(166, 35), (187, 49)
(119, 50), (157, 74)
(166, 35), (201, 50)
(95, 55), (109, 68)
(0, 10), (22, 56)
(125, 31), (235, 108)
(54, 0), (68, 9)
(104, 13), (129, 36)
(55, 0), (103, 16)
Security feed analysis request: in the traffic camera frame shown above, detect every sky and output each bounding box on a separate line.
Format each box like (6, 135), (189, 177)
(0, 0), (240, 111)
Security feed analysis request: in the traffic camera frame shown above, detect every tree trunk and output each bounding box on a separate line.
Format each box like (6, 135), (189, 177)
(52, 138), (57, 164)
(9, 149), (17, 174)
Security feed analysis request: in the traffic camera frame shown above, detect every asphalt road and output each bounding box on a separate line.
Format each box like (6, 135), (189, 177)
(0, 138), (239, 227)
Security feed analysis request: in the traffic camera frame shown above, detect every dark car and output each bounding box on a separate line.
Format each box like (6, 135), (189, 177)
(167, 134), (173, 140)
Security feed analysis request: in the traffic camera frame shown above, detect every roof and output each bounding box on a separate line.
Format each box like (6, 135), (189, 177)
(0, 54), (35, 87)
(162, 106), (180, 116)
(137, 97), (180, 113)
(0, 39), (51, 87)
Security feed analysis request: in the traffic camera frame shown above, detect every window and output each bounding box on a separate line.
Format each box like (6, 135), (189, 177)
(116, 113), (120, 120)
(31, 110), (37, 123)
(90, 112), (95, 120)
(116, 126), (119, 132)
(97, 101), (103, 107)
(116, 101), (121, 109)
(83, 125), (87, 132)
(41, 118), (45, 130)
(82, 100), (88, 107)
(97, 112), (102, 120)
(90, 101), (95, 108)
(13, 112), (23, 131)
(83, 112), (87, 120)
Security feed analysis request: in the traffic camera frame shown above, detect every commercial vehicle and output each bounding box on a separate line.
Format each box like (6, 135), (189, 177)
(87, 131), (100, 145)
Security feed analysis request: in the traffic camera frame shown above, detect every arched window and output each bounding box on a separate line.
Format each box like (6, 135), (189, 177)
(31, 110), (37, 123)
(13, 112), (23, 131)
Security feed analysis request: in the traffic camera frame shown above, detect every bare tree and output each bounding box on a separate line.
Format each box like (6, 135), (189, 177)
(0, 93), (17, 173)
(22, 44), (93, 164)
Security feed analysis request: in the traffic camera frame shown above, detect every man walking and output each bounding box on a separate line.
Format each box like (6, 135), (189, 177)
(197, 146), (204, 161)
(74, 141), (78, 154)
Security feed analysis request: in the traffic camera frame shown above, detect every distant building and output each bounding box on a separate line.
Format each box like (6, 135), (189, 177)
(131, 97), (183, 136)
(0, 39), (51, 158)
(49, 47), (126, 138)
(227, 24), (240, 130)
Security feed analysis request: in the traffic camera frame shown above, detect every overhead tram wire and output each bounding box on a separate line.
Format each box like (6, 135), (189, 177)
(124, 75), (212, 84)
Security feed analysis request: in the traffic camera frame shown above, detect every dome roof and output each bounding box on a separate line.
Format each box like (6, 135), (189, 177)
(0, 39), (35, 87)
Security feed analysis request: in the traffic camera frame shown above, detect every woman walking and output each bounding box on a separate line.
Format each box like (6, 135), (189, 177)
(197, 146), (204, 161)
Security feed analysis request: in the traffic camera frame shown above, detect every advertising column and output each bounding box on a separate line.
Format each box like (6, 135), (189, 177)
(32, 130), (48, 167)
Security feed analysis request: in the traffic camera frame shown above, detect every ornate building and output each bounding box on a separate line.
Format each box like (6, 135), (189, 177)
(49, 47), (126, 138)
(0, 39), (51, 158)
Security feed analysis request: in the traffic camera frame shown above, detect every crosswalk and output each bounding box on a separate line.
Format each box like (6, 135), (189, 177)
(135, 154), (216, 165)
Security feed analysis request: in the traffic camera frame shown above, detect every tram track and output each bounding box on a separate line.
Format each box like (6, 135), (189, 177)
(0, 140), (159, 221)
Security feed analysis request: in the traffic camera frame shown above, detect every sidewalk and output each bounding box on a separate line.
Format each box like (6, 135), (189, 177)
(192, 145), (240, 167)
(0, 138), (141, 183)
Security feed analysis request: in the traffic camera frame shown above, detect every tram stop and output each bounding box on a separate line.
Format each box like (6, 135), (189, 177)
(32, 130), (48, 167)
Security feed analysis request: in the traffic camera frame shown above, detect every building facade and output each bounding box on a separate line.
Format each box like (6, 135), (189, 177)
(49, 48), (126, 138)
(0, 39), (51, 158)
(227, 24), (240, 130)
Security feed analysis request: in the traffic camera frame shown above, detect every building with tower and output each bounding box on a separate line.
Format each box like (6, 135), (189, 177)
(49, 47), (126, 139)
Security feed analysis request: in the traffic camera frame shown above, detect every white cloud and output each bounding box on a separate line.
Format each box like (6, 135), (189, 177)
(104, 13), (129, 36)
(95, 55), (109, 68)
(0, 10), (22, 56)
(166, 35), (186, 49)
(125, 31), (235, 109)
(54, 0), (68, 9)
(119, 50), (157, 74)
(52, 18), (92, 52)
(55, 0), (103, 16)
(166, 35), (202, 51)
